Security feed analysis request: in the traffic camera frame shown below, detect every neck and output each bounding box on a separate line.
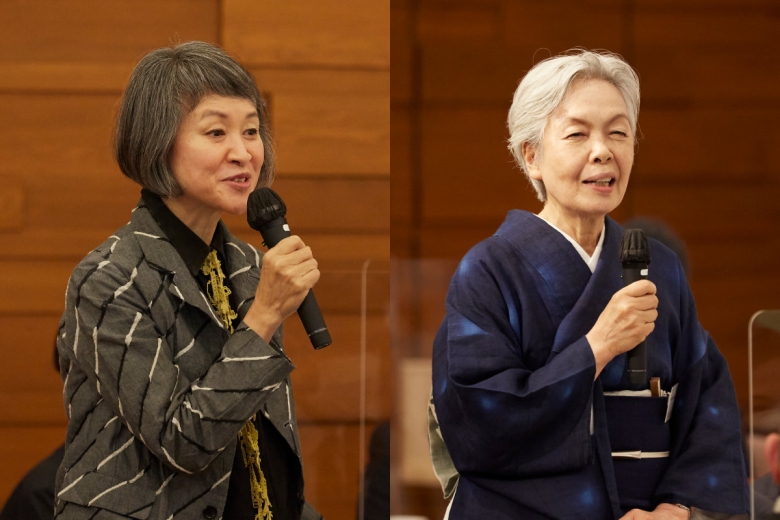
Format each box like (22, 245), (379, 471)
(162, 197), (221, 245)
(538, 206), (604, 256)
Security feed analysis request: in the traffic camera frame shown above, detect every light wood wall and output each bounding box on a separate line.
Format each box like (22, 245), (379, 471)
(391, 0), (780, 517)
(0, 1), (390, 518)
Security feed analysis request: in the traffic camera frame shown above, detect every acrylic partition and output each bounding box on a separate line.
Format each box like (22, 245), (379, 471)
(748, 310), (780, 520)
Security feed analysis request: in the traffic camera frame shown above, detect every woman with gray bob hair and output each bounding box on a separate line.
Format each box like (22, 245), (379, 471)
(432, 48), (749, 519)
(115, 40), (275, 197)
(507, 49), (640, 202)
(55, 41), (323, 519)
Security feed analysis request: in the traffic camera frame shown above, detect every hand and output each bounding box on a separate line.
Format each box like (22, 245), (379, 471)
(619, 503), (689, 520)
(243, 235), (320, 342)
(586, 279), (658, 378)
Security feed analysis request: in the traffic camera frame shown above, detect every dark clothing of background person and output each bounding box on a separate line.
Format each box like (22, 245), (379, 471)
(357, 421), (390, 520)
(0, 445), (64, 520)
(755, 473), (780, 520)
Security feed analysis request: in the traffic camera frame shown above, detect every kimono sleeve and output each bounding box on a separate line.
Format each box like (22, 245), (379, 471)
(653, 260), (749, 515)
(432, 238), (599, 478)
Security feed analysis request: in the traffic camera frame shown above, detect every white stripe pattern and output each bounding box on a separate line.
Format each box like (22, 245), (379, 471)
(98, 260), (111, 269)
(183, 400), (204, 419)
(226, 241), (246, 257)
(221, 355), (273, 363)
(174, 338), (195, 361)
(73, 308), (80, 357)
(285, 381), (293, 426)
(57, 474), (85, 497)
(228, 265), (251, 280)
(97, 436), (135, 470)
(162, 446), (192, 474)
(149, 338), (162, 381)
(114, 267), (138, 300)
(191, 384), (213, 391)
(133, 231), (161, 239)
(248, 243), (260, 268)
(155, 473), (175, 495)
(261, 382), (282, 392)
(125, 312), (142, 346)
(199, 292), (222, 327)
(93, 326), (100, 394)
(169, 365), (180, 402)
(87, 468), (145, 506)
(210, 471), (232, 490)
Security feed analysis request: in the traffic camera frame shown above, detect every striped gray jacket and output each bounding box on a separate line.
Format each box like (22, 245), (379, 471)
(54, 203), (323, 519)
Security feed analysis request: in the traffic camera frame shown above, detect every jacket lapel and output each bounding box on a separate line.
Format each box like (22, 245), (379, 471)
(222, 225), (261, 323)
(129, 204), (227, 332)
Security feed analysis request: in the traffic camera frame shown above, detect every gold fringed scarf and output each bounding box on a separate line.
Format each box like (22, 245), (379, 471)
(201, 250), (272, 520)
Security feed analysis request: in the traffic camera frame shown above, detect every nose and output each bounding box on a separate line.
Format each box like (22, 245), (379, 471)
(591, 135), (613, 163)
(227, 134), (252, 164)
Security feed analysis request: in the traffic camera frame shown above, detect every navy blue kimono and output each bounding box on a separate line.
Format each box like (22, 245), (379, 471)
(432, 211), (749, 519)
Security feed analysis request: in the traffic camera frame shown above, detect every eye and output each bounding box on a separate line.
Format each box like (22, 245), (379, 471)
(611, 130), (629, 137)
(245, 128), (259, 136)
(207, 129), (225, 137)
(567, 132), (585, 138)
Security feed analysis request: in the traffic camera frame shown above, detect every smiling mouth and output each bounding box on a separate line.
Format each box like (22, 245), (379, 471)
(227, 176), (249, 182)
(584, 178), (614, 187)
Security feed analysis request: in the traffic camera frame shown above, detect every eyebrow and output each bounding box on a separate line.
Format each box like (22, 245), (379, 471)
(563, 113), (629, 126)
(199, 110), (259, 120)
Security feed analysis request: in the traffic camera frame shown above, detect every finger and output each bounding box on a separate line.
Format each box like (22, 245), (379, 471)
(622, 279), (657, 296)
(269, 235), (306, 253)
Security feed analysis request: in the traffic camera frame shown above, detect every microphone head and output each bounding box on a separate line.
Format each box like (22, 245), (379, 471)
(620, 228), (651, 264)
(247, 188), (287, 231)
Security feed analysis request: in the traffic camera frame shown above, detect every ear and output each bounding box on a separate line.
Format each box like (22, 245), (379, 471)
(522, 142), (542, 181)
(765, 432), (780, 484)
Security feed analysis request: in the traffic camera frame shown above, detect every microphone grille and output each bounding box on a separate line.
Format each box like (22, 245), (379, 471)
(620, 228), (651, 264)
(247, 188), (287, 231)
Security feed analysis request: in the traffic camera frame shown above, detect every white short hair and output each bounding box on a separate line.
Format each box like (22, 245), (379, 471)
(507, 49), (640, 202)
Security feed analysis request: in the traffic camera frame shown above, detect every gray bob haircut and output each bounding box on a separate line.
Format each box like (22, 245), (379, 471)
(507, 49), (640, 202)
(115, 41), (274, 197)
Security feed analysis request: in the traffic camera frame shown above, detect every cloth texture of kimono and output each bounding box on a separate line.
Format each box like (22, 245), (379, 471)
(432, 210), (749, 520)
(54, 202), (323, 520)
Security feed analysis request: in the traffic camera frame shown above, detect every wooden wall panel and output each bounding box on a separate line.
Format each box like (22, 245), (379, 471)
(0, 0), (218, 63)
(223, 0), (390, 68)
(0, 0), (390, 513)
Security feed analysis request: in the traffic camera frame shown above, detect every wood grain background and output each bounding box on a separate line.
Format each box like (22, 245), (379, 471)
(0, 1), (389, 518)
(391, 0), (780, 517)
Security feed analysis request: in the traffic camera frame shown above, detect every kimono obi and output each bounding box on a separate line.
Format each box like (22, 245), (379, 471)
(604, 390), (674, 511)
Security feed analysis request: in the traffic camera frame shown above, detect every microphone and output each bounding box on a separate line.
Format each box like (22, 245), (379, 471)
(247, 188), (332, 350)
(619, 229), (650, 386)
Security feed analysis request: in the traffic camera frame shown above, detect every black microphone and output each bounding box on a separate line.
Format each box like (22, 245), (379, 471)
(247, 188), (332, 350)
(619, 229), (650, 386)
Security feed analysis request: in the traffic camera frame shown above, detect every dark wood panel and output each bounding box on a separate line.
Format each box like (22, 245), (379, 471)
(421, 107), (534, 221)
(417, 3), (501, 42)
(631, 184), (780, 242)
(635, 48), (780, 103)
(635, 108), (780, 179)
(504, 0), (624, 51)
(634, 8), (780, 48)
(298, 423), (382, 520)
(0, 0), (218, 63)
(391, 109), (414, 224)
(287, 315), (390, 421)
(223, 0), (390, 68)
(390, 1), (414, 103)
(0, 426), (66, 507)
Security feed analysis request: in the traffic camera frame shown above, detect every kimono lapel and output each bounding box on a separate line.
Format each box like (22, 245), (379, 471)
(129, 205), (228, 333)
(497, 210), (594, 326)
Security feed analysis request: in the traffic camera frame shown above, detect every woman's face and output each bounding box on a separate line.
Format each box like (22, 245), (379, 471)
(168, 94), (265, 222)
(524, 78), (634, 223)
